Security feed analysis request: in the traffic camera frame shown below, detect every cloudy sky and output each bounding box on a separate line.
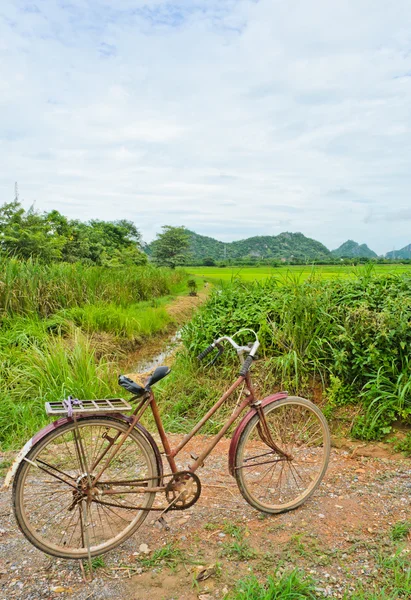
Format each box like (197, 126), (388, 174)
(1, 1), (411, 254)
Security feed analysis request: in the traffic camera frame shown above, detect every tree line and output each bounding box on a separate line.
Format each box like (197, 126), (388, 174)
(1, 200), (409, 268)
(0, 200), (190, 268)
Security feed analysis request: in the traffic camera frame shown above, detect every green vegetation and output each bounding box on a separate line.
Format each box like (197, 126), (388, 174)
(64, 301), (171, 339)
(228, 554), (411, 599)
(188, 263), (411, 283)
(174, 230), (332, 263)
(150, 225), (190, 268)
(228, 570), (318, 599)
(0, 257), (185, 317)
(158, 268), (411, 440)
(393, 432), (411, 456)
(390, 521), (411, 541)
(220, 539), (257, 561)
(0, 200), (147, 266)
(0, 261), (187, 449)
(139, 542), (185, 571)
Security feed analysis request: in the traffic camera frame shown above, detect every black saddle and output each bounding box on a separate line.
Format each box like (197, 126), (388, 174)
(118, 366), (171, 397)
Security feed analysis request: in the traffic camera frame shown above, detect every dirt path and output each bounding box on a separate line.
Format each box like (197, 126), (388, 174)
(1, 435), (411, 600)
(124, 289), (209, 373)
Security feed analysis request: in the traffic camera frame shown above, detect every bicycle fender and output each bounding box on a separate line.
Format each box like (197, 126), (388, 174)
(1, 413), (163, 490)
(228, 393), (288, 477)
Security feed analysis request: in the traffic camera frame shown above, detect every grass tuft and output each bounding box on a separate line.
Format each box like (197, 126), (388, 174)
(227, 570), (318, 599)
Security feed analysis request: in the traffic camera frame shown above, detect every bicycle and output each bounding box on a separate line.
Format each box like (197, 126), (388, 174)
(5, 329), (330, 560)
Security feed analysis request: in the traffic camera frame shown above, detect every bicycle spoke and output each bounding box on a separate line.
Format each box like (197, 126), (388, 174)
(235, 398), (329, 512)
(14, 418), (158, 558)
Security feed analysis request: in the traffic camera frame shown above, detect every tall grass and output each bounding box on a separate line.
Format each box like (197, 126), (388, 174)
(0, 330), (119, 448)
(63, 301), (171, 340)
(0, 257), (186, 317)
(0, 259), (188, 448)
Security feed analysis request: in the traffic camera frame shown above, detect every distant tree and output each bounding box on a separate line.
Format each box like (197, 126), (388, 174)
(151, 226), (190, 269)
(0, 202), (65, 261)
(203, 257), (216, 266)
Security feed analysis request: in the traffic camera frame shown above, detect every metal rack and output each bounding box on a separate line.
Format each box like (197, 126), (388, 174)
(45, 397), (133, 416)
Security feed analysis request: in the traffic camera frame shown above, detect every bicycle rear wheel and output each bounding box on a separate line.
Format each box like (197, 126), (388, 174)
(13, 417), (159, 559)
(234, 397), (330, 514)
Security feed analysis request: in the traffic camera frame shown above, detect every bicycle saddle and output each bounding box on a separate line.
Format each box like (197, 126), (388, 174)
(118, 366), (171, 396)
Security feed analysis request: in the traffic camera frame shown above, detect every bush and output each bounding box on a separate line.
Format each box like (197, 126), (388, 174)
(178, 273), (411, 439)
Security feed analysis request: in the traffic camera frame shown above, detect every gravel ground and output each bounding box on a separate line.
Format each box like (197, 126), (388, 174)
(1, 435), (410, 599)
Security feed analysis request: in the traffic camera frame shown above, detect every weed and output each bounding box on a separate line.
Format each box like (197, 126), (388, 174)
(283, 533), (335, 566)
(227, 569), (318, 599)
(390, 521), (411, 541)
(63, 301), (171, 339)
(223, 521), (246, 540)
(220, 540), (257, 561)
(393, 433), (411, 457)
(139, 543), (186, 572)
(204, 522), (221, 531)
(84, 555), (106, 571)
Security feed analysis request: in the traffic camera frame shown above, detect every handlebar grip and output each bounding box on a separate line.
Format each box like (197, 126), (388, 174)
(197, 344), (215, 361)
(239, 354), (254, 377)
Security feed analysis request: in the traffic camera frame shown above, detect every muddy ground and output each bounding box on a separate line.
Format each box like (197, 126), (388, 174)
(1, 434), (411, 600)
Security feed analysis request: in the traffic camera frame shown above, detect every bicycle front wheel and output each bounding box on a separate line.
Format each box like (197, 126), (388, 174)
(234, 397), (330, 514)
(13, 417), (159, 559)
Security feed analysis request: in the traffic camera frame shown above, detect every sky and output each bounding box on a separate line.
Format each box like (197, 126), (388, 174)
(1, 1), (411, 255)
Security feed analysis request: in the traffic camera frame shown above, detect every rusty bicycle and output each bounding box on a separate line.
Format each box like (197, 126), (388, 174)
(6, 328), (330, 559)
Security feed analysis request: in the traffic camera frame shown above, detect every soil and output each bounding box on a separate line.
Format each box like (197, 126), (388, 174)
(1, 434), (411, 600)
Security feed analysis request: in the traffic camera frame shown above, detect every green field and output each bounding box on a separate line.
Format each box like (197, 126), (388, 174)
(188, 263), (411, 283)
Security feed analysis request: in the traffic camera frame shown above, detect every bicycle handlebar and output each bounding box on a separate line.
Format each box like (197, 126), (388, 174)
(197, 329), (260, 376)
(239, 354), (254, 377)
(197, 344), (215, 361)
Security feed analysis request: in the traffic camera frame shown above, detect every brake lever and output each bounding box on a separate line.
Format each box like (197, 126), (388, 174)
(204, 343), (224, 367)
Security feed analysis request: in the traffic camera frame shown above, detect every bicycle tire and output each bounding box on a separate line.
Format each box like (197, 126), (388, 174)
(234, 397), (330, 514)
(13, 416), (159, 559)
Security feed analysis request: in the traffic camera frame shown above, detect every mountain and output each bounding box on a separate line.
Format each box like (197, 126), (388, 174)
(185, 230), (226, 260)
(183, 230), (331, 261)
(386, 244), (411, 259)
(331, 240), (378, 259)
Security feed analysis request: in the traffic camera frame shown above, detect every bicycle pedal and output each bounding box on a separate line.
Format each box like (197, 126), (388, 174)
(157, 516), (170, 531)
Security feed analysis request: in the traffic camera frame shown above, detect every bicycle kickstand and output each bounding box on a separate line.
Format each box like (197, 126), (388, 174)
(80, 499), (94, 583)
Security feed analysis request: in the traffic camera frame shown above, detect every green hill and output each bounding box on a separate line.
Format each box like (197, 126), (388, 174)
(386, 244), (411, 259)
(180, 230), (331, 262)
(331, 240), (377, 259)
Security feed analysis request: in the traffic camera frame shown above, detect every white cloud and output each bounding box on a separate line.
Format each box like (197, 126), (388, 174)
(1, 0), (411, 253)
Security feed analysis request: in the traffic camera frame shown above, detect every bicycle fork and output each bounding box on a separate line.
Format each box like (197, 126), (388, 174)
(254, 404), (293, 461)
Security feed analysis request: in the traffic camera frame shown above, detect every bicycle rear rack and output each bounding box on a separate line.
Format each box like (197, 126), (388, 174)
(45, 397), (133, 416)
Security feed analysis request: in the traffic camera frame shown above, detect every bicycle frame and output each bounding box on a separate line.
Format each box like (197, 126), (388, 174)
(92, 371), (258, 487)
(153, 372), (256, 474)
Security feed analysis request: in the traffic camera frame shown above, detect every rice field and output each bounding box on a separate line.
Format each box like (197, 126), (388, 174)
(188, 263), (411, 283)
